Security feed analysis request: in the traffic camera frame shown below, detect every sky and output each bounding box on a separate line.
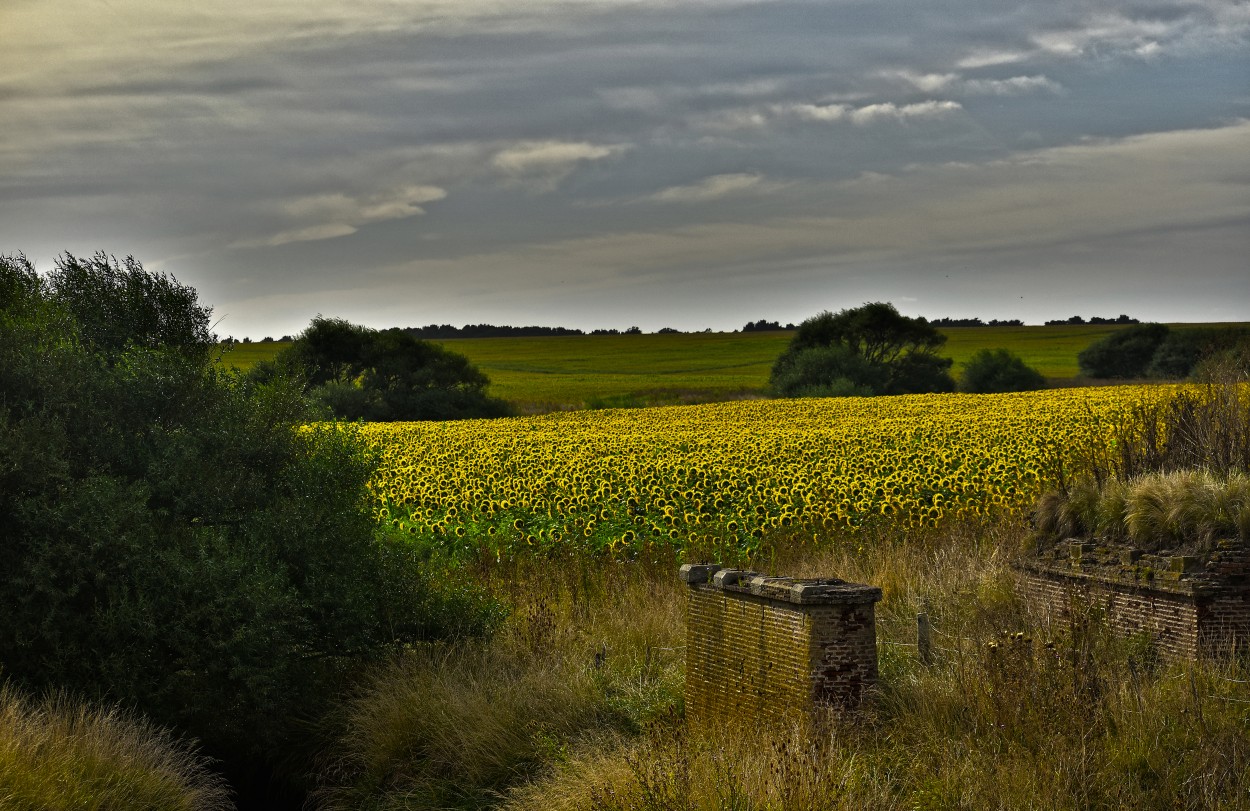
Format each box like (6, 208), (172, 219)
(2, 0), (1248, 338)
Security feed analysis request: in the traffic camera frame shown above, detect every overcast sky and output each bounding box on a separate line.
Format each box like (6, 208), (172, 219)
(2, 0), (1247, 337)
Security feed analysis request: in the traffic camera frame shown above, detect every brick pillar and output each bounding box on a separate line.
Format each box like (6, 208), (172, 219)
(679, 564), (882, 727)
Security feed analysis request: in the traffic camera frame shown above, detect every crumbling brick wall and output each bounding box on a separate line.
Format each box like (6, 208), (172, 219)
(679, 565), (881, 726)
(1017, 540), (1250, 659)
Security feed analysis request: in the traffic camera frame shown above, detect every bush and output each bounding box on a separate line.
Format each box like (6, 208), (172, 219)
(771, 303), (955, 397)
(959, 348), (1046, 393)
(0, 253), (500, 795)
(1077, 323), (1170, 378)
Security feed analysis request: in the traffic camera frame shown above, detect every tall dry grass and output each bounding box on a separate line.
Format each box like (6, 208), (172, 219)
(499, 524), (1250, 811)
(1036, 378), (1250, 550)
(0, 682), (233, 811)
(310, 556), (686, 810)
(312, 518), (1250, 810)
(1080, 379), (1250, 484)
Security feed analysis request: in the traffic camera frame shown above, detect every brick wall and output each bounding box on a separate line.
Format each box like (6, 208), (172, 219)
(1017, 558), (1250, 659)
(679, 564), (881, 727)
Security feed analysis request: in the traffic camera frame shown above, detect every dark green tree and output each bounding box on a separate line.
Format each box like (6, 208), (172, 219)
(272, 316), (511, 421)
(770, 302), (955, 397)
(0, 254), (499, 796)
(959, 348), (1046, 393)
(1078, 323), (1170, 379)
(46, 252), (215, 359)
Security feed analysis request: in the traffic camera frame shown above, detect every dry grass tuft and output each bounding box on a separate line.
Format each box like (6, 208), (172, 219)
(1038, 470), (1250, 552)
(0, 682), (233, 811)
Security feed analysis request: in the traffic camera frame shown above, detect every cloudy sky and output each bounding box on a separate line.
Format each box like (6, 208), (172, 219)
(3, 0), (1248, 337)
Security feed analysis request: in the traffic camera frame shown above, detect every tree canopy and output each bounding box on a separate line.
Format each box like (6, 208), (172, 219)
(770, 302), (955, 397)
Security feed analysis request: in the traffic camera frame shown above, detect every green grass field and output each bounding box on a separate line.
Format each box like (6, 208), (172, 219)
(219, 324), (1240, 412)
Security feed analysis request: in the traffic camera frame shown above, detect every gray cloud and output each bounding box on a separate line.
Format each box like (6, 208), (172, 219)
(649, 173), (782, 203)
(1, 0), (1246, 337)
(230, 185), (447, 248)
(491, 141), (629, 189)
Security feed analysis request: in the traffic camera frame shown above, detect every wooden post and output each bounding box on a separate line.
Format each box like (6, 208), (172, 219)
(917, 612), (933, 665)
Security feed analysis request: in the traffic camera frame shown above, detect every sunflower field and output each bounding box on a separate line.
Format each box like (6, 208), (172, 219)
(363, 386), (1156, 559)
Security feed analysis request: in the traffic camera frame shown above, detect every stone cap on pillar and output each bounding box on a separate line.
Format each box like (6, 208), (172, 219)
(679, 564), (881, 605)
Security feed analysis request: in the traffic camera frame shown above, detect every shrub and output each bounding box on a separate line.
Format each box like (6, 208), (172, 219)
(1077, 323), (1170, 378)
(0, 253), (500, 795)
(769, 344), (883, 398)
(959, 348), (1046, 393)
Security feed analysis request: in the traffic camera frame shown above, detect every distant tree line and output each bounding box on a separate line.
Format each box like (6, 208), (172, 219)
(405, 323), (587, 339)
(591, 326), (643, 335)
(741, 319), (797, 332)
(1045, 314), (1139, 326)
(930, 317), (1024, 327)
(231, 316), (1135, 342)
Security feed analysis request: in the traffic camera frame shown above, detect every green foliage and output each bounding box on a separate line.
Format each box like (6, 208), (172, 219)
(46, 251), (215, 361)
(271, 316), (512, 421)
(771, 303), (955, 397)
(0, 682), (233, 811)
(1078, 323), (1170, 378)
(0, 253), (499, 791)
(1149, 326), (1250, 379)
(768, 344), (881, 398)
(959, 348), (1046, 393)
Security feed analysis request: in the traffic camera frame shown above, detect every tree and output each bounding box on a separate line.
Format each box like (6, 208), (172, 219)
(271, 317), (512, 421)
(45, 252), (214, 360)
(770, 302), (955, 397)
(1077, 323), (1170, 378)
(0, 254), (499, 796)
(959, 348), (1046, 393)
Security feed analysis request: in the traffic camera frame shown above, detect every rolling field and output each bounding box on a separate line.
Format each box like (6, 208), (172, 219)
(362, 385), (1156, 561)
(220, 324), (1237, 411)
